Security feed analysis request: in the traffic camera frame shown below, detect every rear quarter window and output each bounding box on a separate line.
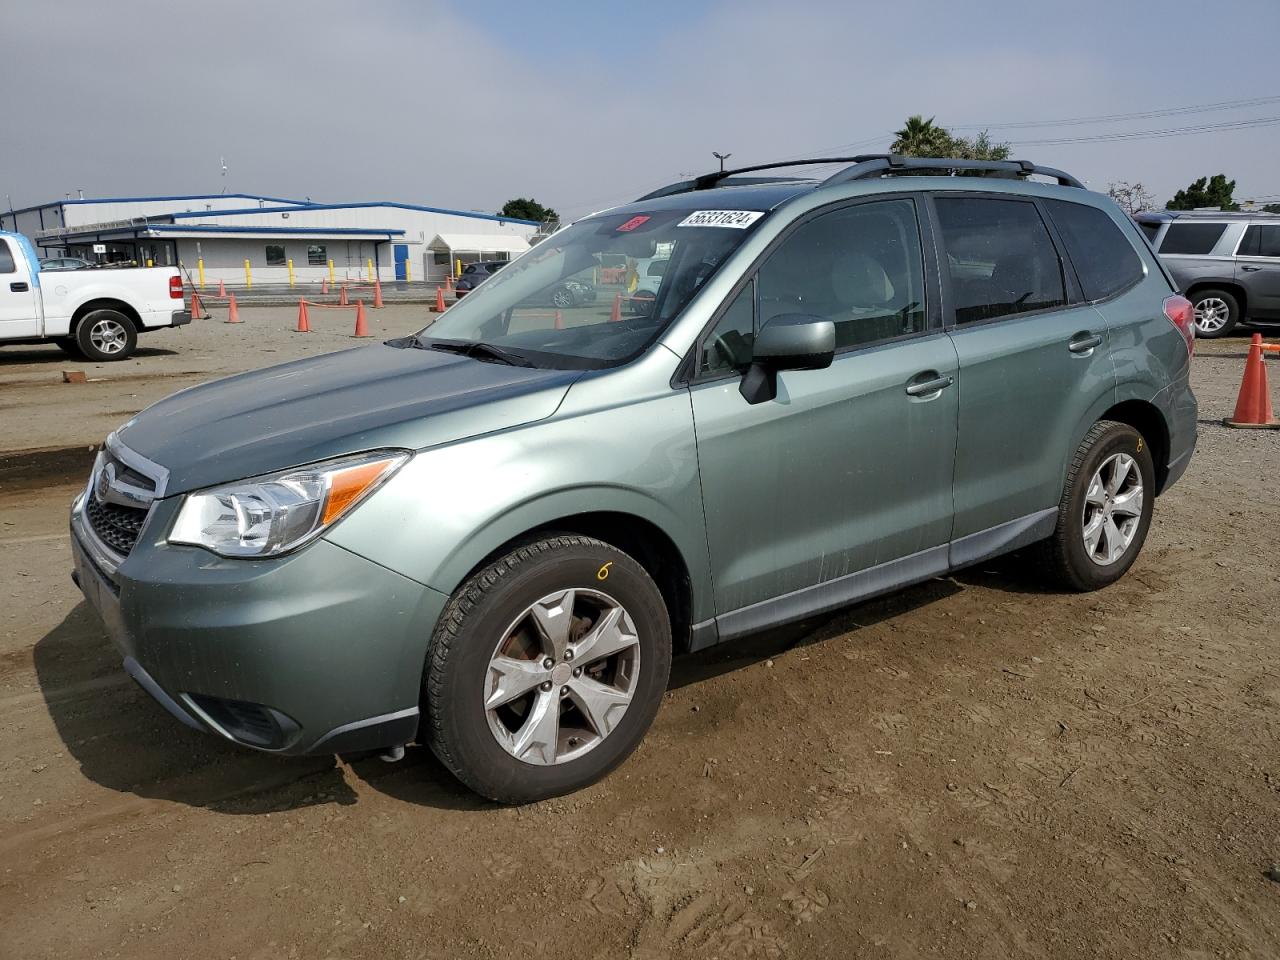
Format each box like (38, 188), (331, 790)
(1138, 222), (1161, 244)
(1045, 200), (1145, 301)
(1159, 222), (1228, 255)
(0, 239), (14, 274)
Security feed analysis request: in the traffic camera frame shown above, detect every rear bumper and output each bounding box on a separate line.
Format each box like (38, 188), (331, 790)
(69, 493), (447, 756)
(168, 309), (192, 327)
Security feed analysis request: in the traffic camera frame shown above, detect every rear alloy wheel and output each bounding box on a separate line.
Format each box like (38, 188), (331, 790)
(426, 535), (671, 803)
(550, 286), (575, 309)
(75, 309), (137, 361)
(1190, 289), (1239, 338)
(1038, 420), (1155, 591)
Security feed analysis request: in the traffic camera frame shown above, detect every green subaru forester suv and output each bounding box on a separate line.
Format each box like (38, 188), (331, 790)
(71, 155), (1197, 803)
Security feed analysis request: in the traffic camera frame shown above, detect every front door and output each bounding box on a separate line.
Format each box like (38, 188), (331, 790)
(394, 243), (409, 281)
(931, 194), (1117, 545)
(0, 237), (40, 338)
(1236, 223), (1280, 318)
(689, 197), (958, 632)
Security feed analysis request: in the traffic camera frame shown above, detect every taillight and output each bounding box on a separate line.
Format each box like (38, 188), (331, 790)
(1163, 294), (1194, 356)
(169, 275), (184, 300)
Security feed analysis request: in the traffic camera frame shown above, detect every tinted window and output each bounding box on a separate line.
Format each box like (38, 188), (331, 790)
(935, 197), (1066, 324)
(307, 244), (326, 265)
(1139, 222), (1161, 243)
(0, 240), (14, 274)
(265, 244), (286, 266)
(699, 280), (755, 377)
(1046, 200), (1144, 301)
(1239, 224), (1280, 258)
(1159, 222), (1227, 255)
(756, 198), (926, 350)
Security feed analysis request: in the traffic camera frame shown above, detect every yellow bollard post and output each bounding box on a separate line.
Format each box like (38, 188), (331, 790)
(146, 258), (154, 268)
(366, 257), (374, 282)
(288, 259), (295, 287)
(197, 257), (205, 288)
(244, 259), (252, 289)
(328, 259), (335, 286)
(405, 258), (411, 282)
(455, 258), (462, 279)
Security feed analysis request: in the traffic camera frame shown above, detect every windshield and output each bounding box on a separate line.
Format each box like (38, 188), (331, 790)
(415, 208), (768, 368)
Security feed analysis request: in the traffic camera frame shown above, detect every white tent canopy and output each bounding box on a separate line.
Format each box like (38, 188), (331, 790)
(429, 233), (531, 256)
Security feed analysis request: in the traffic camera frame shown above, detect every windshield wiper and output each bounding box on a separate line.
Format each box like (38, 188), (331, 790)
(424, 340), (536, 367)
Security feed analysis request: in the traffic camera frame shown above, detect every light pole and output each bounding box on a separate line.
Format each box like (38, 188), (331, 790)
(713, 151), (732, 173)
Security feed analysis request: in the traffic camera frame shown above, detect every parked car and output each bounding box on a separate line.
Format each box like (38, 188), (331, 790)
(71, 155), (1196, 803)
(1134, 210), (1280, 338)
(1, 231), (189, 360)
(453, 260), (508, 298)
(39, 256), (94, 271)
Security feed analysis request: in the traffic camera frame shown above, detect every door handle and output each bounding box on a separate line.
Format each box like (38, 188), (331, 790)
(9, 281), (29, 292)
(905, 373), (954, 397)
(1068, 332), (1103, 354)
(1241, 265), (1262, 272)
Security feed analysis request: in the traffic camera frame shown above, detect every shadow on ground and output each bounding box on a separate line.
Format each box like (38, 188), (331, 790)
(0, 346), (177, 366)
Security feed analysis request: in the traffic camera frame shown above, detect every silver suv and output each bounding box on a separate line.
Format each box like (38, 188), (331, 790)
(1136, 210), (1280, 338)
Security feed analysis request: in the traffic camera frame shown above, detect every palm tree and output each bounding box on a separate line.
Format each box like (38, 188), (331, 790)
(890, 115), (952, 157)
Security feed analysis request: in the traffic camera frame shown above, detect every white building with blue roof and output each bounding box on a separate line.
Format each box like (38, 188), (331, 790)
(0, 192), (542, 285)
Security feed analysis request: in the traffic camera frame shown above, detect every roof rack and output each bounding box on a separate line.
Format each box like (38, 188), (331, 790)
(637, 153), (1083, 201)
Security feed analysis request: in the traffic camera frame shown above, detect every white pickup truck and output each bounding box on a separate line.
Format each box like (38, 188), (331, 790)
(0, 230), (190, 361)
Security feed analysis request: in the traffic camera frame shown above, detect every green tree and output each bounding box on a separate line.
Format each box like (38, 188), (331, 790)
(500, 198), (558, 223)
(1263, 203), (1280, 214)
(1166, 175), (1239, 211)
(890, 115), (953, 156)
(948, 130), (1011, 162)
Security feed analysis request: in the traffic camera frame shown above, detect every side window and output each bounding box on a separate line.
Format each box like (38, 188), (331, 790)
(935, 197), (1066, 324)
(1239, 225), (1280, 258)
(756, 198), (927, 349)
(1045, 199), (1144, 301)
(1159, 222), (1227, 255)
(0, 240), (15, 274)
(265, 244), (286, 266)
(699, 280), (755, 377)
(307, 244), (327, 265)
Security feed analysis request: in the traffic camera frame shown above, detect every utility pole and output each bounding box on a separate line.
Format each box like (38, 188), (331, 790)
(712, 151), (732, 173)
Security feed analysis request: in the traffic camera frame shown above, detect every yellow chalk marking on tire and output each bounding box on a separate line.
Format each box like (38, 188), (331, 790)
(597, 562), (613, 581)
(1136, 437), (1143, 452)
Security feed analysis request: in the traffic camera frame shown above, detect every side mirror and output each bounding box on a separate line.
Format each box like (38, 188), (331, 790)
(740, 314), (835, 404)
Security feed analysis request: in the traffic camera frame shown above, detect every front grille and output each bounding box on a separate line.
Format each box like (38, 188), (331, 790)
(85, 496), (147, 556)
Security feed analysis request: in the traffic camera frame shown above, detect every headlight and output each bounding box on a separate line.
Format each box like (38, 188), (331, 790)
(168, 450), (409, 558)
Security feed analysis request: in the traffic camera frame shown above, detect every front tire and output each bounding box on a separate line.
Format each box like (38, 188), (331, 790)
(1190, 288), (1239, 338)
(75, 309), (137, 361)
(1038, 420), (1155, 591)
(425, 535), (672, 804)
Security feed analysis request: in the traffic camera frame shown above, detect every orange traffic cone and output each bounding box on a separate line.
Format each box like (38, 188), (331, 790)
(554, 310), (564, 330)
(1224, 333), (1280, 428)
(225, 292), (242, 324)
(373, 278), (384, 308)
(339, 283), (349, 306)
(445, 275), (454, 294)
(217, 278), (226, 297)
(191, 290), (207, 320)
(435, 285), (446, 312)
(352, 300), (371, 338)
(321, 277), (329, 295)
(295, 299), (311, 333)
(610, 294), (622, 323)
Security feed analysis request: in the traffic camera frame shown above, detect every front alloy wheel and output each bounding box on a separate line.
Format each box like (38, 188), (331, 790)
(426, 535), (671, 803)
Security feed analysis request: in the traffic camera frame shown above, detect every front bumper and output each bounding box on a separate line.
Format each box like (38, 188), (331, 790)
(70, 493), (447, 755)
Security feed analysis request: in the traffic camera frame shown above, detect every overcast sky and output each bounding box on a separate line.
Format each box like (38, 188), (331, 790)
(3, 0), (1278, 219)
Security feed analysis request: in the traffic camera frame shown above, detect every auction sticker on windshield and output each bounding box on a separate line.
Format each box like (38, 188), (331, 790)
(677, 210), (764, 229)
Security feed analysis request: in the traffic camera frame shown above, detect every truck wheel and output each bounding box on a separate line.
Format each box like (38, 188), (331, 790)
(425, 535), (671, 804)
(53, 337), (83, 357)
(75, 310), (137, 361)
(1037, 420), (1155, 592)
(1190, 288), (1239, 338)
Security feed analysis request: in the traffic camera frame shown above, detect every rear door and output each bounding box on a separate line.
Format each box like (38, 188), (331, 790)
(932, 194), (1117, 555)
(1235, 224), (1280, 318)
(689, 196), (959, 625)
(0, 236), (41, 338)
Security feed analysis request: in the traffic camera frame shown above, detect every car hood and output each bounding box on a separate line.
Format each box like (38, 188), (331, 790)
(116, 342), (581, 494)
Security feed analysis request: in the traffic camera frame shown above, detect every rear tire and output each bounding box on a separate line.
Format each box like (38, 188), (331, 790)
(74, 309), (137, 361)
(1037, 420), (1155, 592)
(1189, 288), (1239, 338)
(425, 535), (671, 804)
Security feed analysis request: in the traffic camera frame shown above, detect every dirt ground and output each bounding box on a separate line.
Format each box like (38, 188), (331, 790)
(1, 316), (1278, 959)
